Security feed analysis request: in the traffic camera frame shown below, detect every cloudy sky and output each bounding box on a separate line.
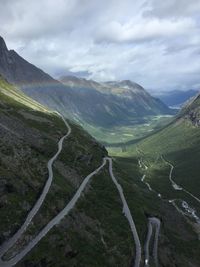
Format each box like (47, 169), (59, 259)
(0, 0), (200, 92)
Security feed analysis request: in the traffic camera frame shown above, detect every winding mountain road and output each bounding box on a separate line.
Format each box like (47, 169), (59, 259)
(138, 152), (200, 208)
(0, 113), (71, 260)
(0, 114), (142, 267)
(144, 219), (152, 267)
(137, 152), (162, 267)
(0, 157), (141, 267)
(0, 158), (107, 267)
(144, 217), (160, 267)
(138, 159), (160, 196)
(152, 217), (160, 267)
(163, 157), (200, 223)
(162, 156), (200, 204)
(106, 157), (141, 267)
(138, 150), (200, 266)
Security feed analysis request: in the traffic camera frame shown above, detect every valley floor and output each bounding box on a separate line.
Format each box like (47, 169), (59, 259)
(82, 115), (174, 146)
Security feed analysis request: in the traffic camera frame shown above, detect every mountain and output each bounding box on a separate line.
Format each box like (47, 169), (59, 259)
(1, 74), (199, 267)
(153, 89), (199, 107)
(61, 76), (172, 116)
(0, 36), (173, 130)
(59, 75), (174, 127)
(179, 93), (200, 125)
(111, 93), (200, 266)
(0, 36), (57, 85)
(0, 74), (136, 267)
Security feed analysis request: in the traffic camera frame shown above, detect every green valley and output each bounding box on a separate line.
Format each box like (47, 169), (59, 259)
(1, 74), (200, 267)
(87, 114), (173, 145)
(107, 94), (200, 266)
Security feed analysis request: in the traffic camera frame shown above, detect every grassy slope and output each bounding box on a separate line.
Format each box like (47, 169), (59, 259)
(1, 76), (200, 266)
(0, 77), (136, 267)
(125, 119), (200, 198)
(109, 109), (200, 266)
(83, 115), (173, 145)
(113, 157), (200, 267)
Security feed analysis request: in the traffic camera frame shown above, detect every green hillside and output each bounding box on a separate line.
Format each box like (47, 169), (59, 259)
(112, 97), (200, 198)
(1, 75), (200, 267)
(108, 95), (200, 266)
(0, 76), (134, 266)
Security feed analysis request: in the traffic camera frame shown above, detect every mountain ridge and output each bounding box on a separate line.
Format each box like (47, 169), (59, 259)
(0, 37), (57, 86)
(58, 75), (174, 125)
(0, 36), (173, 130)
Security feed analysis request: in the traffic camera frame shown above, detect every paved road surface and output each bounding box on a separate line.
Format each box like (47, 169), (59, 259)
(0, 158), (107, 267)
(1, 113), (143, 267)
(0, 113), (71, 258)
(106, 157), (141, 267)
(0, 154), (142, 267)
(162, 156), (200, 204)
(144, 217), (161, 267)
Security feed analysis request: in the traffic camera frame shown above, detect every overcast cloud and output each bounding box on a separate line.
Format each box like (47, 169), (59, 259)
(0, 0), (200, 92)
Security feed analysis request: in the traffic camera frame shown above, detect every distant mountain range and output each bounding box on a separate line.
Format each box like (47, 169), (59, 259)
(0, 36), (173, 129)
(153, 89), (199, 107)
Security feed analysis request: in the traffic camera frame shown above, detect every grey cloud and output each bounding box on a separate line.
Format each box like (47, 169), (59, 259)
(94, 18), (195, 44)
(144, 0), (200, 19)
(0, 0), (200, 92)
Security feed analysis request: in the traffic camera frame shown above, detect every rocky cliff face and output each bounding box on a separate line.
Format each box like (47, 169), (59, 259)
(0, 36), (56, 85)
(0, 36), (12, 82)
(179, 93), (200, 126)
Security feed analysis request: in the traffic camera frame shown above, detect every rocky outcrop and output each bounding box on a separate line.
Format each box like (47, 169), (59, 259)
(188, 110), (200, 126)
(0, 36), (56, 85)
(179, 93), (200, 126)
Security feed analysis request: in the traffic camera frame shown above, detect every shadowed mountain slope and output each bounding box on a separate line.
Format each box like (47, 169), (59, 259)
(0, 36), (173, 129)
